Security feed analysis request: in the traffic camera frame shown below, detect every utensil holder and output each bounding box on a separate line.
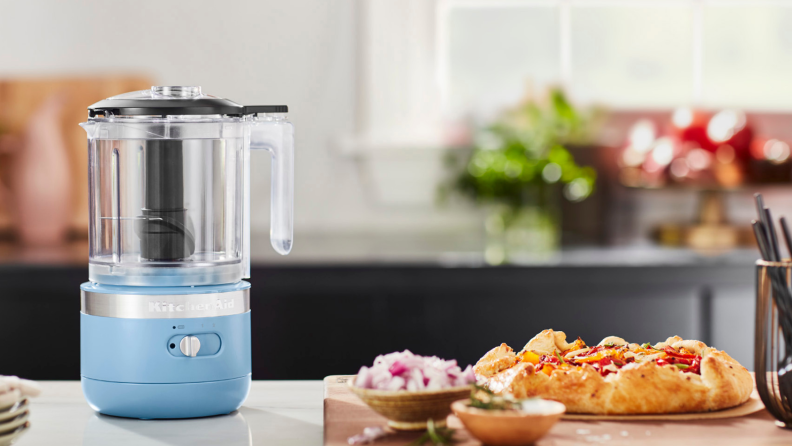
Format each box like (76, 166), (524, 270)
(755, 259), (792, 428)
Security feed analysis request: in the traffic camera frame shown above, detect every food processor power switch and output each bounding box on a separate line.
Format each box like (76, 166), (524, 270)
(179, 336), (201, 357)
(79, 86), (293, 419)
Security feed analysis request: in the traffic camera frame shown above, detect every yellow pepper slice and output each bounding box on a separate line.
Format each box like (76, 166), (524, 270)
(574, 349), (626, 364)
(520, 351), (541, 365)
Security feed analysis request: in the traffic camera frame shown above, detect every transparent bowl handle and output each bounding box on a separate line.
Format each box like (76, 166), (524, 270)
(250, 117), (294, 256)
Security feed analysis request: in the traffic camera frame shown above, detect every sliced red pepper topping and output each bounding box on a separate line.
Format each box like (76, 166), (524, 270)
(580, 346), (609, 357)
(657, 353), (702, 374)
(533, 344), (703, 377)
(664, 346), (698, 360)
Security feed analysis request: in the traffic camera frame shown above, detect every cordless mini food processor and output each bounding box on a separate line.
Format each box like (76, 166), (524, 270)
(79, 86), (293, 419)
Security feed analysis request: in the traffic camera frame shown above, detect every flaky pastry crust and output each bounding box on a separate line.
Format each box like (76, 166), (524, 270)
(475, 329), (753, 414)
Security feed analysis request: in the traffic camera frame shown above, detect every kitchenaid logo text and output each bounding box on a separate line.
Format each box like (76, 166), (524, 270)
(148, 299), (235, 313)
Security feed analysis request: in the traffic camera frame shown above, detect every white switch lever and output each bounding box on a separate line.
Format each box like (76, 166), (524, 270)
(179, 336), (201, 357)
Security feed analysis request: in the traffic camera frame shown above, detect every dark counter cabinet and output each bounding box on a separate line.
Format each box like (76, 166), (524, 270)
(0, 259), (755, 380)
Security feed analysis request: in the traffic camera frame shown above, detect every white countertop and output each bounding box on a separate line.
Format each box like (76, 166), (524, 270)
(19, 381), (323, 446)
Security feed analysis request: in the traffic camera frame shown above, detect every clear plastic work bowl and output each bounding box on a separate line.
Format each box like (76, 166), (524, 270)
(81, 115), (292, 286)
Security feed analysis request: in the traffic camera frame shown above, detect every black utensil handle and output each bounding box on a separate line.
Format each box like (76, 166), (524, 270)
(752, 221), (792, 338)
(780, 217), (792, 259)
(766, 208), (782, 261)
(753, 220), (771, 261)
(755, 194), (778, 261)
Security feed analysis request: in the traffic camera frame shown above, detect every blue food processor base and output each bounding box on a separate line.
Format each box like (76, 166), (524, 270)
(82, 375), (251, 419)
(80, 282), (252, 419)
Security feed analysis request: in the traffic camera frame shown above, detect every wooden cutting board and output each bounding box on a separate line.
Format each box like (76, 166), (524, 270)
(324, 375), (792, 446)
(562, 393), (764, 421)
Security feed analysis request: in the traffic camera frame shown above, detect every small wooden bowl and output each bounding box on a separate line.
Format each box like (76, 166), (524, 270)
(347, 376), (470, 430)
(452, 399), (565, 446)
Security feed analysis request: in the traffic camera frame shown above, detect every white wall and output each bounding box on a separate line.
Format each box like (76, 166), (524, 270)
(6, 0), (765, 255)
(0, 0), (481, 251)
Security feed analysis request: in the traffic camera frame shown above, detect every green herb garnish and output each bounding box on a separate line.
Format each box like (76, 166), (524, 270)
(410, 419), (457, 446)
(641, 343), (651, 349)
(468, 383), (539, 411)
(555, 351), (566, 364)
(469, 384), (518, 410)
(471, 383), (495, 397)
(604, 343), (615, 347)
(675, 364), (690, 369)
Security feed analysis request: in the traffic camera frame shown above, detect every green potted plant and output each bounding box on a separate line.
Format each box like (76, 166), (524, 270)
(444, 89), (601, 264)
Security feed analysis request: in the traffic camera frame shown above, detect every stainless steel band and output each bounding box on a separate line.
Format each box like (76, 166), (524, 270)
(81, 289), (250, 319)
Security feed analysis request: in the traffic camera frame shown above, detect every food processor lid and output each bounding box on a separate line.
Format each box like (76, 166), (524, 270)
(87, 86), (288, 117)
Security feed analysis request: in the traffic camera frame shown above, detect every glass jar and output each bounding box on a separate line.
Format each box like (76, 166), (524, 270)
(81, 86), (293, 286)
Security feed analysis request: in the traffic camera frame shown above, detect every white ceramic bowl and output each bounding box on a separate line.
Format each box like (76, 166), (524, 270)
(0, 392), (21, 414)
(0, 411), (29, 437)
(0, 422), (30, 446)
(0, 400), (28, 424)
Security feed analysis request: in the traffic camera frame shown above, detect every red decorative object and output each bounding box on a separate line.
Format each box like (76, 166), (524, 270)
(618, 107), (788, 189)
(619, 107), (790, 250)
(671, 108), (715, 152)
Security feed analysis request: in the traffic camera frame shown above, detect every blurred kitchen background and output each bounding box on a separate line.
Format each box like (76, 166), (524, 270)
(2, 0), (790, 378)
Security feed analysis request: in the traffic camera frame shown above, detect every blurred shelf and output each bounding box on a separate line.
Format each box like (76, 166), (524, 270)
(249, 232), (759, 268)
(0, 234), (761, 269)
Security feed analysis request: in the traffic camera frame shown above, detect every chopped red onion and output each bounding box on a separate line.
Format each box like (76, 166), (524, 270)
(354, 351), (476, 391)
(388, 361), (408, 376)
(347, 426), (387, 445)
(356, 366), (373, 389)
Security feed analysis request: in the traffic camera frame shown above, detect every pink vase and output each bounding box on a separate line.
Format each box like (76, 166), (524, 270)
(8, 93), (73, 246)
